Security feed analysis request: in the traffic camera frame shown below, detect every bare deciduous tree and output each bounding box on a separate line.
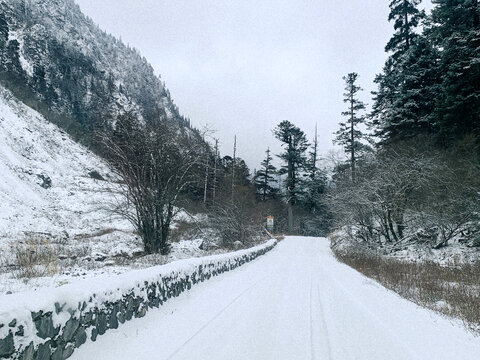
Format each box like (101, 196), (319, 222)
(101, 114), (204, 254)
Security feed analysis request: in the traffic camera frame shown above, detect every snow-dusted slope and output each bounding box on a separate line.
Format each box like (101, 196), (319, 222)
(0, 84), (130, 240)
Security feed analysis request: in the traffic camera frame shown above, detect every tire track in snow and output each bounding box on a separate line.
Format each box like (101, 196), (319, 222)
(315, 282), (332, 360)
(165, 281), (259, 360)
(310, 241), (332, 360)
(316, 258), (420, 360)
(309, 278), (316, 360)
(310, 279), (315, 360)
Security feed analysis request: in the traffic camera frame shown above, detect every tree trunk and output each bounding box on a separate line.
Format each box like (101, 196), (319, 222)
(350, 94), (355, 181)
(287, 203), (294, 234)
(404, 0), (410, 50)
(160, 224), (170, 255)
(387, 209), (399, 243)
(473, 0), (479, 29)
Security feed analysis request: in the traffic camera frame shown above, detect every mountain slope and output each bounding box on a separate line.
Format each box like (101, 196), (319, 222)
(0, 83), (130, 239)
(0, 0), (189, 142)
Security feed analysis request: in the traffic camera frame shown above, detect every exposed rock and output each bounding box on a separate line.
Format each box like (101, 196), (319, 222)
(96, 312), (107, 336)
(74, 327), (86, 348)
(36, 174), (52, 189)
(15, 325), (24, 336)
(34, 312), (58, 339)
(63, 344), (75, 359)
(90, 328), (98, 342)
(20, 342), (34, 360)
(34, 341), (51, 360)
(108, 310), (118, 330)
(51, 345), (64, 360)
(93, 252), (107, 262)
(62, 318), (79, 342)
(0, 241), (276, 358)
(54, 303), (65, 314)
(0, 331), (14, 358)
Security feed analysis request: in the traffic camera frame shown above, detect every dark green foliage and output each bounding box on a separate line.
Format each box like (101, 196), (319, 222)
(0, 13), (8, 43)
(298, 139), (330, 236)
(333, 0), (480, 256)
(274, 120), (309, 206)
(88, 170), (104, 181)
(386, 0), (426, 58)
(330, 138), (480, 246)
(253, 148), (278, 201)
(428, 0), (480, 144)
(429, 0), (479, 40)
(274, 120), (310, 233)
(300, 127), (327, 213)
(371, 38), (440, 142)
(372, 0), (480, 146)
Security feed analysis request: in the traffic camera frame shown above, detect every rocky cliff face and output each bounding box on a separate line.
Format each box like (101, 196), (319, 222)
(0, 0), (189, 142)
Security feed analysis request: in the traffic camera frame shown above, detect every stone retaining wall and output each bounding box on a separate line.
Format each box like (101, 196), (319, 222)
(0, 240), (276, 359)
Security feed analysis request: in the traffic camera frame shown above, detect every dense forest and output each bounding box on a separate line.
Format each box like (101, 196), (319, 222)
(329, 0), (480, 251)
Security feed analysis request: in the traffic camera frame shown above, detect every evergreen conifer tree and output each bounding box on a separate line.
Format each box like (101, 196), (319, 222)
(428, 0), (480, 143)
(254, 148), (278, 201)
(370, 0), (441, 144)
(302, 125), (327, 212)
(274, 120), (309, 232)
(334, 73), (367, 181)
(371, 38), (440, 142)
(386, 0), (425, 58)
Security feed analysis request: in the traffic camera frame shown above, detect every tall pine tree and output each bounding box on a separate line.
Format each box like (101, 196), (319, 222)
(371, 0), (440, 143)
(302, 125), (327, 212)
(371, 38), (440, 141)
(274, 120), (309, 232)
(335, 73), (367, 181)
(254, 148), (278, 201)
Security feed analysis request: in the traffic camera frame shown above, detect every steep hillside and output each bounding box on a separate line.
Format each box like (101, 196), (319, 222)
(0, 84), (130, 238)
(0, 84), (212, 294)
(0, 0), (189, 143)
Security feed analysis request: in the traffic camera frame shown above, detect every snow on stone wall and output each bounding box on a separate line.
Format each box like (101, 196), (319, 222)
(0, 240), (277, 359)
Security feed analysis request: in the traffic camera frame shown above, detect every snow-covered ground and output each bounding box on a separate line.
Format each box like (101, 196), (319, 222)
(0, 85), (213, 294)
(72, 237), (480, 360)
(0, 85), (130, 239)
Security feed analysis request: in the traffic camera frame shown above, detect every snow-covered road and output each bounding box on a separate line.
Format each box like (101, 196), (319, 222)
(72, 237), (480, 360)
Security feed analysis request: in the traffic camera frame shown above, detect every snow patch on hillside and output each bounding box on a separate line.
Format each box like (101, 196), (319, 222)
(7, 29), (34, 77)
(0, 84), (130, 239)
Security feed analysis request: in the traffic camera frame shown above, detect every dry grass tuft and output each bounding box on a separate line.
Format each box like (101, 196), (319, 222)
(10, 237), (59, 280)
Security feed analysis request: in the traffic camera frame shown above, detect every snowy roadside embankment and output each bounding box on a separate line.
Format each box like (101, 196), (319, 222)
(0, 240), (276, 359)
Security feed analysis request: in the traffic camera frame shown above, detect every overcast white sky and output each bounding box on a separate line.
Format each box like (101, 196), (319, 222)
(75, 0), (432, 170)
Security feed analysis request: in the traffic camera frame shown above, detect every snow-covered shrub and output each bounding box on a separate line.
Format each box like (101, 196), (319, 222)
(329, 139), (480, 251)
